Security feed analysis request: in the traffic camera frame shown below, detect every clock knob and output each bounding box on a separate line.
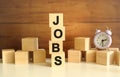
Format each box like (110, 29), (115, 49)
(95, 29), (101, 34)
(106, 30), (112, 35)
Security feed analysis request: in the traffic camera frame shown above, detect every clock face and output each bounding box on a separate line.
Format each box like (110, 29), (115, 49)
(94, 32), (112, 49)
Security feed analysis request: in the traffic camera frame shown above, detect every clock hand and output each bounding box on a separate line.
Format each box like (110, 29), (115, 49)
(103, 39), (107, 41)
(101, 39), (104, 47)
(102, 39), (107, 47)
(102, 40), (104, 47)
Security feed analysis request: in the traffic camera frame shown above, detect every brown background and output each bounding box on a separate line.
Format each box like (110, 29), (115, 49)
(0, 0), (120, 58)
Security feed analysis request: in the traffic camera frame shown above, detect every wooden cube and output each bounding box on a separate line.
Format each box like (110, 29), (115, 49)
(49, 41), (63, 54)
(115, 51), (120, 66)
(74, 37), (90, 51)
(68, 49), (81, 63)
(22, 37), (38, 51)
(86, 49), (96, 63)
(108, 48), (119, 51)
(33, 49), (46, 63)
(49, 13), (63, 27)
(15, 50), (29, 64)
(2, 49), (15, 64)
(96, 50), (114, 65)
(51, 26), (65, 41)
(108, 48), (119, 64)
(51, 52), (65, 67)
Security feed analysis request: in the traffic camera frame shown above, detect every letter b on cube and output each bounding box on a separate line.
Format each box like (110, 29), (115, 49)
(49, 41), (63, 54)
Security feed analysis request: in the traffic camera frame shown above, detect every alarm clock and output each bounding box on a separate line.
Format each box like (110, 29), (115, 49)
(94, 28), (112, 49)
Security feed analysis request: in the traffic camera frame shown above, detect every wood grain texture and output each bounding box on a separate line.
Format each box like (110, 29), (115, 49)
(0, 0), (120, 58)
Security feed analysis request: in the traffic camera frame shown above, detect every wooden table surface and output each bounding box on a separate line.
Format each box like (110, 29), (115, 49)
(0, 59), (120, 77)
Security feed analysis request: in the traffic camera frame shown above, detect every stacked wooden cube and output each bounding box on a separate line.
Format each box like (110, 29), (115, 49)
(96, 50), (114, 65)
(115, 51), (120, 66)
(85, 49), (96, 63)
(15, 50), (29, 64)
(16, 37), (46, 64)
(96, 48), (120, 66)
(74, 37), (94, 63)
(68, 37), (95, 63)
(49, 13), (65, 67)
(22, 37), (38, 51)
(68, 49), (81, 63)
(74, 37), (90, 51)
(2, 37), (46, 64)
(2, 49), (15, 64)
(108, 48), (120, 65)
(67, 36), (120, 66)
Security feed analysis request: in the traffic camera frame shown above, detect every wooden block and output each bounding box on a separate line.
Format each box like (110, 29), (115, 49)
(108, 48), (119, 64)
(74, 37), (90, 51)
(2, 49), (15, 64)
(49, 41), (63, 54)
(15, 50), (29, 64)
(51, 26), (65, 41)
(49, 13), (63, 27)
(22, 37), (38, 51)
(107, 48), (119, 64)
(33, 49), (46, 63)
(96, 50), (114, 65)
(115, 51), (120, 66)
(86, 49), (96, 63)
(51, 52), (65, 67)
(108, 48), (119, 51)
(68, 49), (81, 63)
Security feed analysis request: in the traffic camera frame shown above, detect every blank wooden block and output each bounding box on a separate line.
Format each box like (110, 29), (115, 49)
(33, 49), (46, 63)
(68, 49), (81, 63)
(49, 41), (63, 54)
(49, 13), (63, 27)
(86, 49), (96, 63)
(74, 37), (90, 51)
(108, 48), (119, 64)
(51, 52), (65, 67)
(108, 48), (119, 51)
(115, 51), (120, 66)
(2, 49), (15, 64)
(15, 50), (29, 64)
(96, 50), (114, 65)
(51, 26), (65, 41)
(22, 37), (38, 51)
